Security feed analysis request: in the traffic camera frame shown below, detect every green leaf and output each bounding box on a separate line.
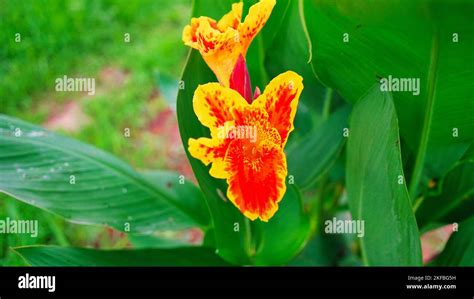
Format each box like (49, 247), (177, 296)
(287, 105), (350, 188)
(0, 115), (208, 233)
(251, 185), (310, 265)
(247, 34), (269, 89)
(289, 233), (358, 266)
(264, 0), (339, 139)
(431, 216), (474, 266)
(191, 0), (236, 22)
(416, 161), (474, 228)
(131, 171), (210, 249)
(141, 170), (210, 227)
(155, 72), (179, 108)
(346, 86), (422, 266)
(304, 0), (474, 195)
(128, 233), (196, 249)
(264, 0), (315, 85)
(14, 246), (230, 266)
(260, 0), (291, 51)
(461, 144), (474, 161)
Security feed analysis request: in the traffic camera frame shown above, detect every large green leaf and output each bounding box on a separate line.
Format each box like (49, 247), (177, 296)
(289, 233), (361, 266)
(416, 161), (474, 228)
(264, 0), (341, 139)
(431, 216), (474, 266)
(260, 0), (291, 51)
(14, 246), (230, 266)
(0, 115), (209, 233)
(304, 0), (474, 196)
(264, 0), (316, 87)
(141, 170), (210, 227)
(128, 233), (197, 249)
(346, 86), (422, 266)
(287, 105), (350, 188)
(251, 185), (310, 265)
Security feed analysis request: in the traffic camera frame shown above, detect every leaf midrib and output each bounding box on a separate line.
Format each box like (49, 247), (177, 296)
(408, 32), (440, 199)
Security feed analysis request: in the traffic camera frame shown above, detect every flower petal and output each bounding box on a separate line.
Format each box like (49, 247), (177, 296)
(217, 2), (242, 31)
(229, 54), (253, 103)
(182, 17), (218, 50)
(230, 105), (277, 145)
(252, 71), (303, 146)
(182, 1), (275, 86)
(202, 40), (242, 86)
(190, 83), (249, 179)
(183, 16), (240, 86)
(193, 83), (247, 132)
(188, 137), (229, 179)
(197, 18), (237, 55)
(224, 138), (287, 222)
(239, 0), (276, 53)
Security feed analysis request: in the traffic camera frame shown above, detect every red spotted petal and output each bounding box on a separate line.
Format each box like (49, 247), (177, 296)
(188, 71), (303, 222)
(224, 138), (287, 222)
(253, 71), (303, 146)
(182, 0), (276, 86)
(188, 137), (231, 179)
(192, 83), (247, 132)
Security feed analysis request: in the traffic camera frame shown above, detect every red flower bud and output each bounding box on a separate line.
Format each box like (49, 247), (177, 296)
(229, 54), (253, 103)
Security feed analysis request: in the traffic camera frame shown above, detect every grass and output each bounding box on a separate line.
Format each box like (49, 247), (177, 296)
(0, 0), (192, 265)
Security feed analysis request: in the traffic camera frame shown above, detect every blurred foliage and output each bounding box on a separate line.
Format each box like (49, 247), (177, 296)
(1, 0), (189, 114)
(0, 0), (191, 265)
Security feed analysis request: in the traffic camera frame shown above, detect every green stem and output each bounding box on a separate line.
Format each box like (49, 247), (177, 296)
(309, 176), (328, 235)
(322, 88), (334, 120)
(412, 196), (425, 213)
(298, 0), (313, 64)
(316, 178), (327, 231)
(243, 217), (254, 260)
(408, 32), (439, 200)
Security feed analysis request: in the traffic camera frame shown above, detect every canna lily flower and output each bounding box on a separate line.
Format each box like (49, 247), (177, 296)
(188, 71), (303, 221)
(182, 0), (276, 87)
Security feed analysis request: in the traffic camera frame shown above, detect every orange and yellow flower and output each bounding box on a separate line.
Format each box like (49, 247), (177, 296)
(188, 72), (303, 221)
(182, 0), (276, 86)
(183, 0), (304, 221)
